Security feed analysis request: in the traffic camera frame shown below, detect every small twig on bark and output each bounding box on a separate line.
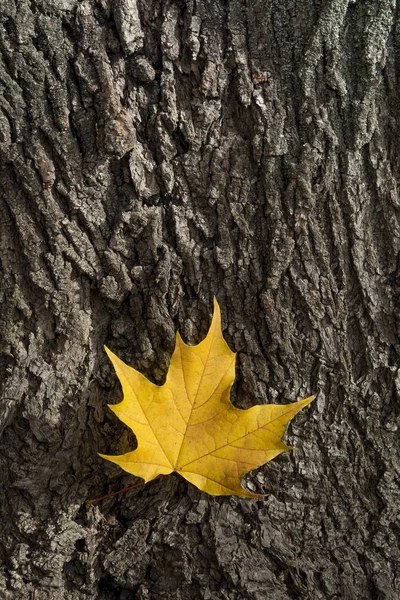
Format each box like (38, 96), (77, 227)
(86, 475), (163, 505)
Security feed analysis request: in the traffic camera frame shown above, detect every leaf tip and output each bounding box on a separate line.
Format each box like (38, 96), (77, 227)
(299, 394), (316, 407)
(104, 345), (114, 360)
(212, 296), (220, 310)
(210, 295), (220, 318)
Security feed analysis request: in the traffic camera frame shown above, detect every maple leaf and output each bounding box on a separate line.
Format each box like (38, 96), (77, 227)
(100, 299), (313, 497)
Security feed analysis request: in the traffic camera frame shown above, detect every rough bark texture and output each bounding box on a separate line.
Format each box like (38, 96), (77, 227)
(1, 0), (399, 598)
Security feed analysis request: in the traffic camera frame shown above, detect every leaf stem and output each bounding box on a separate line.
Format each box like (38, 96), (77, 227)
(86, 475), (163, 505)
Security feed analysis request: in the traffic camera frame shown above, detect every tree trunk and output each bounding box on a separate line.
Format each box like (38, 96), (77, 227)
(1, 0), (399, 598)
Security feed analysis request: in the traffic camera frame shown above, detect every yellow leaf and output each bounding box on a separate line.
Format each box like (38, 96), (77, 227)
(100, 299), (313, 497)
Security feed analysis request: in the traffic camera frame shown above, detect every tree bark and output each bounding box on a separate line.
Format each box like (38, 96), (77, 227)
(1, 0), (399, 598)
